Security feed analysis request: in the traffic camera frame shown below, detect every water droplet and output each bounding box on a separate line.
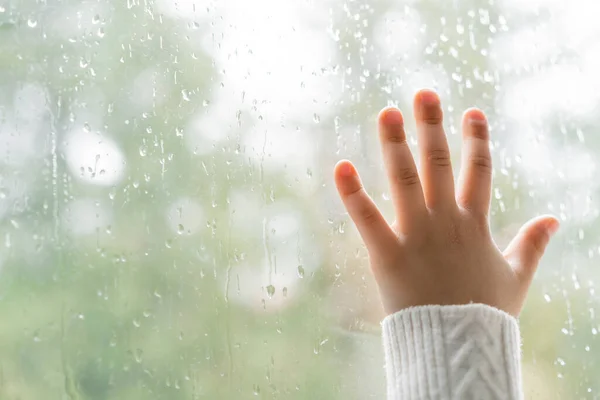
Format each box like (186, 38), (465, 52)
(133, 319), (141, 328)
(27, 18), (37, 28)
(544, 294), (551, 302)
(165, 239), (173, 249)
(297, 265), (305, 278)
(92, 14), (101, 24)
(266, 285), (275, 298)
(97, 27), (105, 38)
(134, 348), (143, 363)
(572, 273), (581, 290)
(177, 224), (184, 235)
(313, 113), (320, 123)
(139, 145), (147, 157)
(181, 90), (190, 102)
(282, 287), (288, 297)
(83, 123), (91, 132)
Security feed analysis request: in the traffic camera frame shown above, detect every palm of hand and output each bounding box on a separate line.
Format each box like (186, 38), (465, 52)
(334, 89), (559, 317)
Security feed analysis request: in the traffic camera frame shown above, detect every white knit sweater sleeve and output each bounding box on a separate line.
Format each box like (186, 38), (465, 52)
(382, 304), (523, 400)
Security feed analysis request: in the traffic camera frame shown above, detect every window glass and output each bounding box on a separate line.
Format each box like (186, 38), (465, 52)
(0, 0), (596, 398)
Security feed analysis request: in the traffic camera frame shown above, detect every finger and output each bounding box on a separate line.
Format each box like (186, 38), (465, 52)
(378, 107), (426, 234)
(334, 160), (398, 255)
(457, 108), (492, 217)
(503, 215), (559, 285)
(413, 89), (456, 210)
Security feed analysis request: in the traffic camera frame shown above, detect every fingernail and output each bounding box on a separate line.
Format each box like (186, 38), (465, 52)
(465, 108), (487, 126)
(418, 89), (440, 106)
(379, 107), (404, 126)
(546, 219), (560, 236)
(467, 118), (488, 127)
(416, 90), (442, 123)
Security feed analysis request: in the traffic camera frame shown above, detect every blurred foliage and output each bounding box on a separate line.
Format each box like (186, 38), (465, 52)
(0, 0), (598, 399)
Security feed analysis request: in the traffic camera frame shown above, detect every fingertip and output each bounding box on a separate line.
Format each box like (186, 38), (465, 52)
(463, 107), (487, 124)
(414, 89), (442, 124)
(334, 160), (363, 197)
(462, 107), (489, 141)
(414, 88), (440, 106)
(334, 159), (356, 178)
(543, 215), (560, 236)
(378, 107), (404, 126)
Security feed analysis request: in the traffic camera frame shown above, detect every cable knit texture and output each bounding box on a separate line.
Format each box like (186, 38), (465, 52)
(382, 304), (523, 400)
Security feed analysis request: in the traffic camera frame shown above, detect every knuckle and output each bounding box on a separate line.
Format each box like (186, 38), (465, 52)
(394, 168), (420, 187)
(359, 206), (379, 226)
(345, 187), (380, 226)
(427, 149), (452, 167)
(527, 229), (548, 256)
(469, 154), (492, 174)
(420, 106), (444, 125)
(384, 130), (407, 144)
(470, 125), (489, 140)
(421, 115), (443, 125)
(344, 185), (363, 198)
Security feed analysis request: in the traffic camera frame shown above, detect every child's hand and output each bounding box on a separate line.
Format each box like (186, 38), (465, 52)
(334, 89), (559, 317)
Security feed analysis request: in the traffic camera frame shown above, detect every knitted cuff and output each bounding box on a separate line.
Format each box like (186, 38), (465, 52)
(382, 304), (522, 400)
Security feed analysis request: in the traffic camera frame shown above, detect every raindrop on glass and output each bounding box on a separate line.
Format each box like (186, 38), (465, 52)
(266, 285), (275, 298)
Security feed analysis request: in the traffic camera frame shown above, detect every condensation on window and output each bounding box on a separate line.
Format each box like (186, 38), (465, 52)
(0, 0), (596, 398)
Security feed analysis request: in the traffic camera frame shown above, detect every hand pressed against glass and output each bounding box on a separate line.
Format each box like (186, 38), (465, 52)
(334, 89), (559, 317)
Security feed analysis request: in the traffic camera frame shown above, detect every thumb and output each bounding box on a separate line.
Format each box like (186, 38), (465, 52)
(503, 215), (560, 284)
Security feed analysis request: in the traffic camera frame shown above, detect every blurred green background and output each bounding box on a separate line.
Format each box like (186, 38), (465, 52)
(0, 0), (599, 398)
